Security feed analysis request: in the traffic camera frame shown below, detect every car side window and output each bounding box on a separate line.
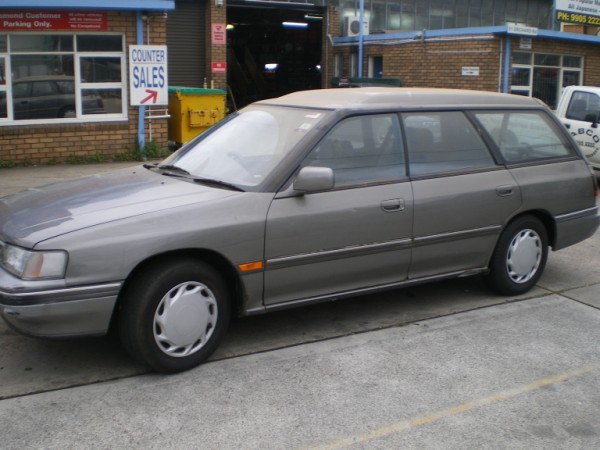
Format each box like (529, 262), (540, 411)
(565, 92), (600, 122)
(403, 111), (495, 176)
(31, 81), (56, 97)
(474, 111), (574, 162)
(303, 114), (405, 188)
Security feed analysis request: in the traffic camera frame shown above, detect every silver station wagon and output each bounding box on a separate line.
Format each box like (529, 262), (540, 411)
(1, 88), (599, 373)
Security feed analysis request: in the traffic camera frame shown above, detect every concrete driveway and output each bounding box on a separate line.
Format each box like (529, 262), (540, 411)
(0, 163), (599, 448)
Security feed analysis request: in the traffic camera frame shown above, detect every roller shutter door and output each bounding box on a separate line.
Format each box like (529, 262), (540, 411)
(167, 1), (206, 87)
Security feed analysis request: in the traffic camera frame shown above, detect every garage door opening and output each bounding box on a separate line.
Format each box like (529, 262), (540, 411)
(227, 4), (323, 110)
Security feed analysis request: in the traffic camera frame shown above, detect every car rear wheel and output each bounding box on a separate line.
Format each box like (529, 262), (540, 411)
(118, 258), (230, 373)
(486, 215), (548, 296)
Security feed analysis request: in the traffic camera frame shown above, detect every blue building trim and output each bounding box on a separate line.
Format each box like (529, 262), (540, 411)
(334, 25), (600, 45)
(136, 11), (146, 153)
(0, 1), (174, 11)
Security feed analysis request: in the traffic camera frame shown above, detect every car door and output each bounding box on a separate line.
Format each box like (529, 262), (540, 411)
(263, 113), (413, 306)
(403, 111), (522, 279)
(560, 90), (600, 169)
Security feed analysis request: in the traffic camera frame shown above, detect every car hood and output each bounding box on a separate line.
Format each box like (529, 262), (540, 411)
(0, 165), (241, 247)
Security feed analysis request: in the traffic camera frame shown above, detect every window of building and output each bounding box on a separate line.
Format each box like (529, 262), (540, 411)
(350, 53), (358, 77)
(0, 33), (126, 125)
(333, 53), (342, 77)
(340, 0), (552, 34)
(511, 52), (582, 109)
(368, 56), (383, 78)
(0, 56), (6, 119)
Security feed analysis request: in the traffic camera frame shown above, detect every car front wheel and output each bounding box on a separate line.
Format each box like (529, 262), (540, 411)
(486, 215), (548, 296)
(118, 258), (231, 373)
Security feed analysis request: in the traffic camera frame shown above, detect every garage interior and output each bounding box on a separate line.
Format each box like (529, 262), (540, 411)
(227, 3), (324, 109)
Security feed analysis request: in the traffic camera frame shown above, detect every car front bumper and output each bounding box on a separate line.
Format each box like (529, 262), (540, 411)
(0, 280), (122, 338)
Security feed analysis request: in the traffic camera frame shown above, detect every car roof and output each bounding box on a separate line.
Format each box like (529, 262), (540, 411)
(259, 87), (544, 110)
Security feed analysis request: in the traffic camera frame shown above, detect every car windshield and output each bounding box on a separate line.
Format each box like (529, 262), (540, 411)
(161, 104), (330, 187)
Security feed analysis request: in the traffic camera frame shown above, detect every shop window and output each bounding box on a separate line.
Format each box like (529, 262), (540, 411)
(368, 56), (383, 78)
(333, 54), (342, 77)
(350, 53), (357, 77)
(0, 56), (6, 119)
(340, 0), (551, 35)
(511, 52), (582, 109)
(2, 33), (125, 125)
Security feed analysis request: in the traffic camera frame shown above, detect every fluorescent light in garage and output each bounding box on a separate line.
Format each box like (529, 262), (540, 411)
(282, 22), (308, 28)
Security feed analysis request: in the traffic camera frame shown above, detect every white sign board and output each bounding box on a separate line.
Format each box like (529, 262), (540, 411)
(129, 45), (168, 106)
(556, 0), (600, 17)
(507, 23), (538, 36)
(520, 37), (532, 50)
(462, 66), (480, 77)
(555, 0), (600, 24)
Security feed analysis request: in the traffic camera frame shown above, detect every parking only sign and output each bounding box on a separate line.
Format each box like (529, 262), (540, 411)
(129, 45), (168, 106)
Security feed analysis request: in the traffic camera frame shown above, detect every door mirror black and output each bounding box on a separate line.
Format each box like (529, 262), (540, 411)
(585, 113), (599, 128)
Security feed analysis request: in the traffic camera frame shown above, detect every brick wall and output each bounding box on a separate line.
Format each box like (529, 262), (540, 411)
(332, 35), (502, 91)
(0, 11), (169, 166)
(206, 0), (227, 90)
(330, 33), (600, 94)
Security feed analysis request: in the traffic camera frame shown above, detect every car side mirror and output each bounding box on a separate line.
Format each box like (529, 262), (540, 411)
(584, 113), (599, 128)
(293, 166), (335, 193)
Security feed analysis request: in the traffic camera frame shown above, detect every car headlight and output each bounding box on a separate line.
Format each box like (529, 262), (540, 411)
(0, 241), (67, 280)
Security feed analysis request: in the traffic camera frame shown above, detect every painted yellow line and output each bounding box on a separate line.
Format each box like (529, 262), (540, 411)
(304, 363), (599, 450)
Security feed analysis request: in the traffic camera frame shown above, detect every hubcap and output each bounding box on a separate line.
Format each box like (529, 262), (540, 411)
(153, 281), (218, 357)
(506, 228), (542, 284)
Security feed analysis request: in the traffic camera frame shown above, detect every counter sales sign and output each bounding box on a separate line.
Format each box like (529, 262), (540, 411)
(129, 45), (168, 106)
(555, 0), (600, 25)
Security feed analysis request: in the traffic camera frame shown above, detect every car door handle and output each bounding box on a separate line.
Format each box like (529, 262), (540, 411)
(496, 185), (514, 197)
(381, 198), (404, 212)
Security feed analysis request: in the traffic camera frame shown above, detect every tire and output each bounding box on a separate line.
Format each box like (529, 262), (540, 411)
(118, 258), (231, 373)
(485, 215), (548, 296)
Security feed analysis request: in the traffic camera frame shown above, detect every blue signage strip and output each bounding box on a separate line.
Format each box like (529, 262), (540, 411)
(0, 1), (174, 11)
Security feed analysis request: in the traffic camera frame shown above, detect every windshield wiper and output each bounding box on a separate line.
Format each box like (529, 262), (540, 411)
(144, 163), (192, 178)
(156, 164), (190, 175)
(193, 177), (245, 192)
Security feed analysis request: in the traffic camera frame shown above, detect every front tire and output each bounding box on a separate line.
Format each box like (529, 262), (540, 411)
(118, 259), (231, 373)
(486, 215), (548, 296)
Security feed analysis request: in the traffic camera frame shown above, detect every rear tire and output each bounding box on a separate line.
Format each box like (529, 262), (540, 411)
(118, 258), (230, 373)
(486, 215), (548, 296)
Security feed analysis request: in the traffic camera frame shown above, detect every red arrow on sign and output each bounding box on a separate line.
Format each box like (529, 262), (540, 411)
(140, 89), (158, 104)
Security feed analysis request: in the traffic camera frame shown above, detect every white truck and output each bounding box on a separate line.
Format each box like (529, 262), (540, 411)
(555, 85), (600, 174)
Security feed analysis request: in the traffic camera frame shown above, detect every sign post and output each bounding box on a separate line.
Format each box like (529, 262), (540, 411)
(129, 45), (168, 106)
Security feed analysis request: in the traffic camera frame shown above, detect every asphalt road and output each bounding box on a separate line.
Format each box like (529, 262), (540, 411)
(0, 163), (599, 448)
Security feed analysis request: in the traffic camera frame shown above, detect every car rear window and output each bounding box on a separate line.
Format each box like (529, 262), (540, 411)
(473, 110), (574, 162)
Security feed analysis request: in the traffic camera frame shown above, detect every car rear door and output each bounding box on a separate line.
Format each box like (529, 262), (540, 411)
(403, 111), (522, 279)
(263, 113), (413, 305)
